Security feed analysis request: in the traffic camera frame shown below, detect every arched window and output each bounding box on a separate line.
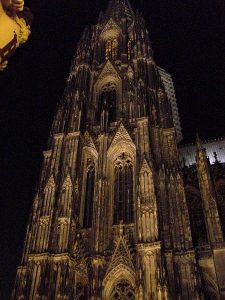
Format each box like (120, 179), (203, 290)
(83, 161), (95, 228)
(110, 279), (135, 300)
(114, 153), (134, 224)
(98, 82), (117, 123)
(105, 39), (118, 60)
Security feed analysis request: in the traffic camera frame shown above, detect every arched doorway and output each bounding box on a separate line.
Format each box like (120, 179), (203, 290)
(103, 265), (137, 300)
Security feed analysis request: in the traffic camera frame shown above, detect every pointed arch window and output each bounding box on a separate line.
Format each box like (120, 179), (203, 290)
(114, 153), (134, 224)
(83, 161), (95, 228)
(105, 39), (118, 60)
(98, 82), (117, 123)
(110, 279), (135, 300)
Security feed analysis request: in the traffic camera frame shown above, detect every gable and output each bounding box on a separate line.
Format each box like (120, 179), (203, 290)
(110, 123), (133, 149)
(44, 174), (55, 191)
(97, 60), (121, 83)
(140, 159), (152, 174)
(62, 174), (72, 188)
(108, 123), (136, 160)
(100, 18), (121, 41)
(127, 65), (134, 78)
(83, 131), (96, 150)
(106, 235), (134, 275)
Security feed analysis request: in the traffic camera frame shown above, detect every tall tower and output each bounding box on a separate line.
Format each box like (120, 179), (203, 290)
(12, 0), (225, 299)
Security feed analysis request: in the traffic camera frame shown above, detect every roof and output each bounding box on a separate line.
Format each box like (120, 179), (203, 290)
(179, 138), (225, 166)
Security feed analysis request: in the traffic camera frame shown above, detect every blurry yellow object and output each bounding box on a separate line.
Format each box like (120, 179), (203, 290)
(0, 0), (32, 70)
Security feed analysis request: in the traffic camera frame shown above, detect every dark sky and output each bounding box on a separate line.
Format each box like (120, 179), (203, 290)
(0, 0), (224, 298)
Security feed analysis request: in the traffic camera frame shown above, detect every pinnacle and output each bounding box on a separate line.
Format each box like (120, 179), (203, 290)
(195, 132), (208, 162)
(105, 0), (134, 21)
(196, 132), (203, 151)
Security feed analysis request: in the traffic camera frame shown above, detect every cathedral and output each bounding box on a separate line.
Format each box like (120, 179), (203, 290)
(12, 0), (225, 299)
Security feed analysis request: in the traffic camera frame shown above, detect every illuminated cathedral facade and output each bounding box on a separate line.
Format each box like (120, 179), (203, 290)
(12, 0), (225, 299)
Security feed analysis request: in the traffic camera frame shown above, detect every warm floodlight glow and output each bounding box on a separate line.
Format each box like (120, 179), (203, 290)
(0, 0), (32, 70)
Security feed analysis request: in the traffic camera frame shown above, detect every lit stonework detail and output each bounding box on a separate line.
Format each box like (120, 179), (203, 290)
(12, 0), (225, 299)
(105, 39), (118, 60)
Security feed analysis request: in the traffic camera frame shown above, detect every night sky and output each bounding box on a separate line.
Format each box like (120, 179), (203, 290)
(0, 0), (224, 298)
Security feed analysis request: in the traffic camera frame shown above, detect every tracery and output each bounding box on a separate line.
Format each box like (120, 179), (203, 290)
(98, 82), (117, 123)
(105, 39), (118, 60)
(110, 279), (135, 300)
(113, 153), (134, 224)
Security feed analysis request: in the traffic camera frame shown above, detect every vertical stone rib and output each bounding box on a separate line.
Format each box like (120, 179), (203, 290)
(11, 0), (225, 298)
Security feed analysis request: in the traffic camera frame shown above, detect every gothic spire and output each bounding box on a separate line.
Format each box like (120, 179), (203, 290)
(105, 0), (134, 21)
(11, 0), (225, 299)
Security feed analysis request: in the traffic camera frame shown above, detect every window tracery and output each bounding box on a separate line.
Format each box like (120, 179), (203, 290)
(98, 82), (117, 123)
(106, 39), (118, 60)
(114, 153), (134, 224)
(83, 160), (95, 228)
(110, 279), (135, 300)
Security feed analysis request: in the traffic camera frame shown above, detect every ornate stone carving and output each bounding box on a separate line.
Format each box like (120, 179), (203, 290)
(100, 18), (121, 41)
(83, 131), (97, 150)
(11, 0), (225, 299)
